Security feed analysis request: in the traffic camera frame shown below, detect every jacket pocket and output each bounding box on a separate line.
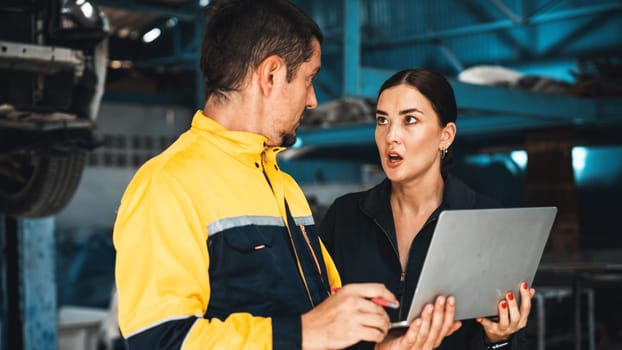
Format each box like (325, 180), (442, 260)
(223, 227), (274, 252)
(208, 226), (279, 317)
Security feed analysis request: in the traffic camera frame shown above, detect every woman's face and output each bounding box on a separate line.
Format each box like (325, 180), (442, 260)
(374, 84), (455, 184)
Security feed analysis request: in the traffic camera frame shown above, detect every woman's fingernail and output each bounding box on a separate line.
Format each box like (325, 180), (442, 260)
(523, 282), (529, 290)
(501, 301), (507, 309)
(507, 293), (514, 301)
(331, 286), (341, 293)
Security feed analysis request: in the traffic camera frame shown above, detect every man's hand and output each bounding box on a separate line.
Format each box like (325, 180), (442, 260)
(376, 296), (462, 350)
(301, 283), (396, 350)
(476, 281), (536, 343)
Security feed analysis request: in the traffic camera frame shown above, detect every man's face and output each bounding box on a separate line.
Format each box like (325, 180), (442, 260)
(267, 38), (321, 147)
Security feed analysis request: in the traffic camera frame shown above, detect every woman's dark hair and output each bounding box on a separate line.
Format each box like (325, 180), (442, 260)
(201, 0), (323, 102)
(377, 68), (457, 127)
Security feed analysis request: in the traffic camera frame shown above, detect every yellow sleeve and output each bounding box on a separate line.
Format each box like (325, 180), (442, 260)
(114, 169), (273, 349)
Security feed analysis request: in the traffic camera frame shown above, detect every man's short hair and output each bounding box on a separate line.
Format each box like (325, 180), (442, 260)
(200, 0), (323, 102)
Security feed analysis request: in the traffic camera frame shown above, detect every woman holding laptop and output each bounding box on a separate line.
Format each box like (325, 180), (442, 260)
(320, 68), (535, 349)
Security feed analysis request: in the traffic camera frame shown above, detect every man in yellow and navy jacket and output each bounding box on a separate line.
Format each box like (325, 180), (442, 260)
(114, 1), (459, 349)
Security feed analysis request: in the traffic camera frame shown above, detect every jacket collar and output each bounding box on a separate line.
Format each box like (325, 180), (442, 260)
(359, 172), (479, 221)
(190, 110), (285, 167)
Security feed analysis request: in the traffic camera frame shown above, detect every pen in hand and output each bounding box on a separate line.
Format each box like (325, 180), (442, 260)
(331, 287), (399, 309)
(370, 297), (399, 309)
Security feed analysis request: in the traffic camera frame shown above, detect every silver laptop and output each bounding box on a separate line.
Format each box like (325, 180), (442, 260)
(391, 206), (557, 328)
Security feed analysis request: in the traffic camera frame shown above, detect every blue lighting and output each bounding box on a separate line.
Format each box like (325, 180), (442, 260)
(572, 146), (587, 180)
(510, 150), (528, 170)
(165, 17), (178, 28)
(292, 137), (303, 148)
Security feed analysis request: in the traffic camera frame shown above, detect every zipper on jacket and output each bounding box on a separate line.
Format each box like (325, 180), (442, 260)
(260, 150), (315, 307)
(372, 217), (400, 261)
(403, 215), (442, 321)
(374, 213), (441, 320)
(398, 271), (406, 319)
(260, 150), (274, 192)
(372, 218), (406, 318)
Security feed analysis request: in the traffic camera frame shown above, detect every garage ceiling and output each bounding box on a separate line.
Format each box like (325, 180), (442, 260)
(94, 0), (622, 150)
(96, 0), (622, 104)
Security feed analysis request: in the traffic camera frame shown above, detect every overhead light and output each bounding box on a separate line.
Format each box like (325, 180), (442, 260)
(60, 0), (103, 28)
(510, 150), (527, 170)
(117, 28), (130, 38)
(110, 60), (123, 69)
(165, 17), (178, 28)
(142, 28), (161, 43)
(199, 0), (210, 7)
(572, 147), (587, 173)
(109, 60), (133, 69)
(79, 1), (94, 19)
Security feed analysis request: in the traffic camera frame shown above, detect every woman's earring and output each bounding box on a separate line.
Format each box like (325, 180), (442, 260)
(441, 147), (448, 160)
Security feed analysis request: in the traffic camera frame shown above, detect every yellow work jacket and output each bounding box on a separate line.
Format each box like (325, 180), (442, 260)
(114, 110), (341, 349)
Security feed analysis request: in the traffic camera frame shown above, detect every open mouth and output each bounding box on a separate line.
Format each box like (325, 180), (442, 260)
(388, 153), (403, 163)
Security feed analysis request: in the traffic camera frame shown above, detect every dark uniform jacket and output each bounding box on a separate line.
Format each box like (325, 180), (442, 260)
(319, 173), (528, 349)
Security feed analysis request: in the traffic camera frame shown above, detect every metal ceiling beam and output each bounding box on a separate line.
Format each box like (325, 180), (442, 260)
(367, 2), (622, 47)
(541, 14), (610, 57)
(97, 0), (197, 21)
(343, 0), (361, 97)
(291, 114), (569, 150)
(437, 43), (465, 74)
(489, 0), (522, 24)
(103, 91), (194, 106)
(291, 103), (622, 151)
(359, 67), (622, 123)
(140, 52), (197, 65)
(289, 65), (622, 151)
(457, 0), (531, 58)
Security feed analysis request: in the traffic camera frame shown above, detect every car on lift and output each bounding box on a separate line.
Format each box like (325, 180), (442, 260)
(0, 0), (108, 217)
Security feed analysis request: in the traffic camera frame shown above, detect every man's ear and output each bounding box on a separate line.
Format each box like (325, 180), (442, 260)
(257, 55), (285, 96)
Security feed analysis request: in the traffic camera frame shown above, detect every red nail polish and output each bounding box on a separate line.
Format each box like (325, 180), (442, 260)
(508, 293), (514, 301)
(522, 282), (528, 290)
(501, 301), (507, 309)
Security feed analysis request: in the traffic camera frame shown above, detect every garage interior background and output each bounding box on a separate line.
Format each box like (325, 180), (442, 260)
(1, 0), (621, 349)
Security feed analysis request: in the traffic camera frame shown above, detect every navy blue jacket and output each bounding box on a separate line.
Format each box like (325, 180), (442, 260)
(319, 173), (528, 349)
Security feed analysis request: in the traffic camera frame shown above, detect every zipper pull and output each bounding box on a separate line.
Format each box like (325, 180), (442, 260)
(400, 271), (406, 282)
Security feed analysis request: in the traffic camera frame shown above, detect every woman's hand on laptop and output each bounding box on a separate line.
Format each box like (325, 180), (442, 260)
(376, 295), (462, 350)
(476, 281), (536, 343)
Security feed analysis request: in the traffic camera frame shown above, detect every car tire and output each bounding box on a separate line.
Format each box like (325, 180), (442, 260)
(0, 150), (86, 218)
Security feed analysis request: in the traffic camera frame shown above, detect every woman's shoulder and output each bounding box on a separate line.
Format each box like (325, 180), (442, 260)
(331, 179), (389, 207)
(445, 173), (502, 209)
(331, 188), (371, 209)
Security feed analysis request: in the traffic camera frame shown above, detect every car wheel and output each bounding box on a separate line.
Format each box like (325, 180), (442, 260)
(0, 150), (86, 218)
